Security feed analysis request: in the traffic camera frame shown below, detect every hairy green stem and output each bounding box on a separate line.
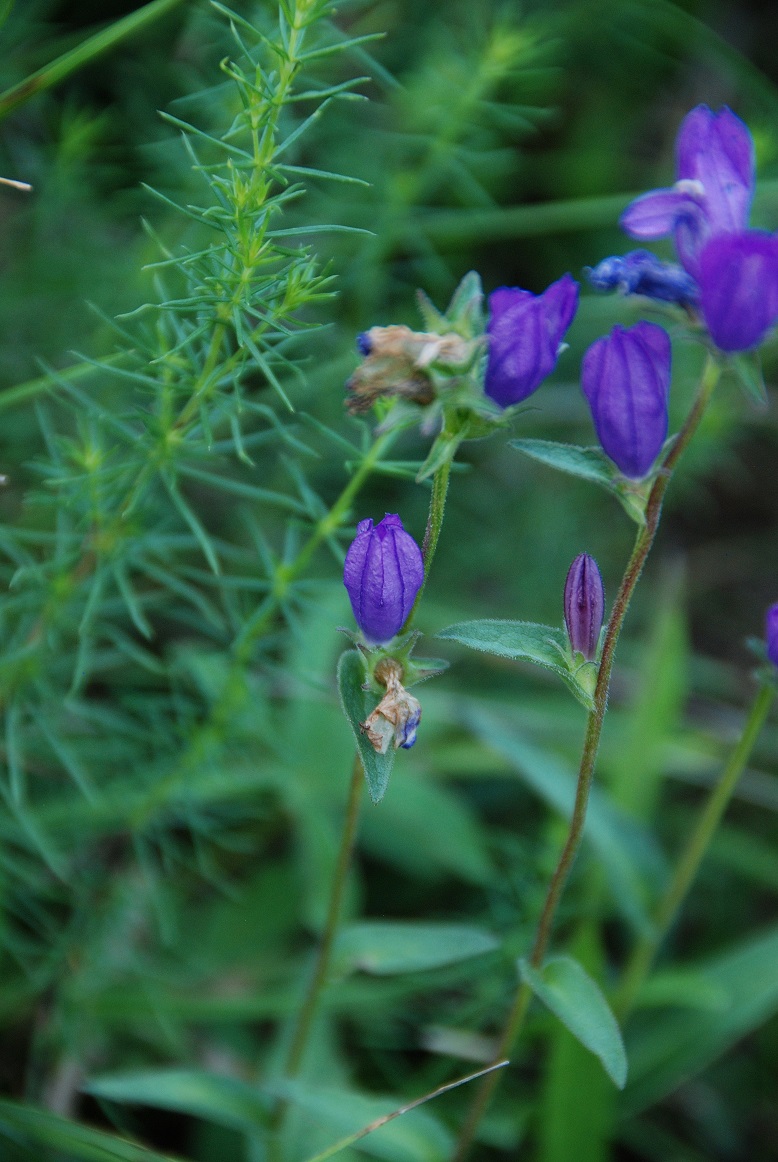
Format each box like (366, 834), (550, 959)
(451, 352), (722, 1161)
(614, 680), (775, 1020)
(402, 457), (451, 632)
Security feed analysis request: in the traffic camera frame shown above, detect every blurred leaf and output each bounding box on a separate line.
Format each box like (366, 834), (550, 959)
(520, 955), (628, 1088)
(0, 0), (188, 121)
(635, 971), (729, 1012)
(624, 924), (778, 1114)
(334, 922), (499, 975)
(83, 1069), (270, 1133)
(608, 571), (688, 820)
(337, 650), (394, 804)
(359, 774), (493, 885)
(463, 705), (666, 929)
(0, 1098), (182, 1161)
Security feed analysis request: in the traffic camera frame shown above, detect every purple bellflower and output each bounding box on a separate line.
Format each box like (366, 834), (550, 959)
(620, 105), (778, 351)
(581, 321), (671, 479)
(564, 553), (605, 661)
(766, 603), (778, 668)
(485, 273), (578, 408)
(586, 250), (698, 307)
(343, 514), (424, 645)
(620, 105), (754, 277)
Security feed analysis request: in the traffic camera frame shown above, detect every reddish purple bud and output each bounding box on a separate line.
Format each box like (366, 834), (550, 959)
(581, 321), (671, 479)
(766, 603), (778, 668)
(564, 553), (605, 661)
(484, 274), (578, 408)
(343, 514), (423, 645)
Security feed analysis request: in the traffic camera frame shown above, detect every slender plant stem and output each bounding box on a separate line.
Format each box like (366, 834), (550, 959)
(402, 457), (452, 632)
(283, 753), (365, 1079)
(268, 753), (364, 1161)
(451, 352), (722, 1161)
(614, 680), (775, 1020)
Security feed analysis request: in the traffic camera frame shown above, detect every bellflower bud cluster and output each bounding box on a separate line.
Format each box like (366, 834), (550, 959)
(564, 554), (605, 661)
(484, 274), (579, 408)
(581, 321), (671, 479)
(620, 104), (778, 352)
(766, 603), (778, 669)
(343, 514), (424, 645)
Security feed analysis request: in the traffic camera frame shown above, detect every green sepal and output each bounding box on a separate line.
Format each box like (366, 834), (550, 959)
(416, 271), (485, 341)
(728, 351), (768, 409)
(336, 649), (395, 803)
(442, 270), (485, 338)
(436, 619), (597, 711)
(358, 630), (448, 689)
(509, 437), (676, 527)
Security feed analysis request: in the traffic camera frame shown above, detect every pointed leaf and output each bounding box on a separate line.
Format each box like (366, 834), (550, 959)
(520, 956), (628, 1088)
(0, 1097), (181, 1161)
(334, 922), (499, 975)
(509, 438), (652, 525)
(83, 1069), (270, 1132)
(510, 439), (618, 486)
(337, 650), (394, 804)
(436, 620), (594, 710)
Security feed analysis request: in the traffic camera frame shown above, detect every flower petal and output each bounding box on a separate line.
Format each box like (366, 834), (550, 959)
(698, 230), (778, 351)
(677, 104), (754, 234)
(620, 188), (704, 241)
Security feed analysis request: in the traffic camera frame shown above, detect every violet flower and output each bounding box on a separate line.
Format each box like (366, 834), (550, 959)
(618, 104), (778, 351)
(564, 553), (605, 661)
(766, 603), (778, 668)
(485, 274), (578, 408)
(620, 105), (754, 277)
(343, 514), (424, 645)
(581, 321), (671, 479)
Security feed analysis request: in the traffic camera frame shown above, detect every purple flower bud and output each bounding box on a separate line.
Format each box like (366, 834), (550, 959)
(564, 553), (605, 661)
(484, 273), (578, 408)
(697, 230), (778, 352)
(581, 321), (671, 480)
(586, 250), (698, 306)
(766, 603), (778, 668)
(343, 514), (424, 645)
(356, 332), (372, 356)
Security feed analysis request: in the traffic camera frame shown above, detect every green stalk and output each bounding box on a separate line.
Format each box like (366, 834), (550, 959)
(614, 680), (775, 1020)
(402, 456), (452, 632)
(451, 352), (722, 1161)
(0, 0), (187, 121)
(281, 752), (365, 1082)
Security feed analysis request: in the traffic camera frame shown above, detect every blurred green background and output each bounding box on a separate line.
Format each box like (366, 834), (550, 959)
(0, 1), (776, 1160)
